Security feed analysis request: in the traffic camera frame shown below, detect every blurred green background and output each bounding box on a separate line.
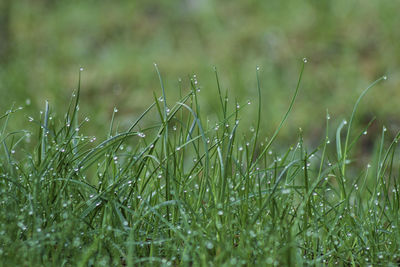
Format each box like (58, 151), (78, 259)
(1, 0), (399, 143)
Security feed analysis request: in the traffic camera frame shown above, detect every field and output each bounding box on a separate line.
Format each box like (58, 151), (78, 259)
(1, 1), (400, 266)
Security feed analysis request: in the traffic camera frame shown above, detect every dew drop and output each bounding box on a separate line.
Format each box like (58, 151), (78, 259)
(303, 58), (308, 63)
(206, 241), (214, 249)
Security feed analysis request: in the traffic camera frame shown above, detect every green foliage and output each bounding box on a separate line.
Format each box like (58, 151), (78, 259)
(1, 0), (398, 139)
(1, 63), (399, 266)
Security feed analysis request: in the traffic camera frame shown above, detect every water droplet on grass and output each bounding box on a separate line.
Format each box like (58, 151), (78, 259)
(282, 189), (291, 194)
(303, 58), (308, 63)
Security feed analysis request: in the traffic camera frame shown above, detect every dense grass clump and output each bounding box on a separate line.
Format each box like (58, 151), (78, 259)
(1, 63), (399, 266)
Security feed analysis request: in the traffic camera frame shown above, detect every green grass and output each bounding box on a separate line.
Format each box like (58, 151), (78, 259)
(1, 62), (399, 266)
(2, 0), (400, 141)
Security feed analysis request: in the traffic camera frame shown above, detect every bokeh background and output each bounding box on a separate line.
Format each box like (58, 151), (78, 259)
(1, 0), (399, 145)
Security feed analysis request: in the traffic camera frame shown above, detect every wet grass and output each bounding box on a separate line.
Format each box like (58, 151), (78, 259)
(1, 61), (399, 266)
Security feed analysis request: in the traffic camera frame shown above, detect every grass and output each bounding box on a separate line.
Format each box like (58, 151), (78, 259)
(1, 61), (399, 266)
(3, 0), (400, 141)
